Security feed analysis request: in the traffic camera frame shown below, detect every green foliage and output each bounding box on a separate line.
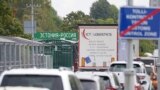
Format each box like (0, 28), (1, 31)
(0, 0), (23, 36)
(90, 0), (118, 24)
(96, 18), (114, 24)
(62, 11), (95, 32)
(8, 0), (62, 32)
(139, 40), (156, 56)
(90, 0), (110, 19)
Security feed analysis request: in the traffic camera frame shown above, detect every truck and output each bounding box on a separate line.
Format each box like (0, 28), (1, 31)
(78, 25), (118, 70)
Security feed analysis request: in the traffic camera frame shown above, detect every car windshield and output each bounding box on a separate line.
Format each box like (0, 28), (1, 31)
(109, 64), (142, 73)
(80, 80), (97, 90)
(109, 64), (126, 72)
(1, 75), (63, 90)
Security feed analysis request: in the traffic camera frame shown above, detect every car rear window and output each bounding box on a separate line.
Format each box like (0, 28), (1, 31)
(133, 64), (142, 73)
(109, 64), (142, 73)
(99, 76), (111, 88)
(1, 75), (63, 90)
(80, 80), (97, 90)
(109, 64), (126, 72)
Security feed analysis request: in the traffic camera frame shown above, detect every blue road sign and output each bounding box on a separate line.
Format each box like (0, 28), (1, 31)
(119, 7), (160, 39)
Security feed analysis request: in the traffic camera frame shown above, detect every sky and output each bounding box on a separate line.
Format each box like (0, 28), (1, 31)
(51, 0), (149, 18)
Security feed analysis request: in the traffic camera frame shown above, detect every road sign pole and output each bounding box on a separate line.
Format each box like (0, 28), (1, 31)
(157, 41), (160, 90)
(149, 2), (160, 90)
(124, 0), (135, 90)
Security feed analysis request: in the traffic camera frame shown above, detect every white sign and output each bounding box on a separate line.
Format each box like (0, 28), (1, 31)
(79, 26), (117, 68)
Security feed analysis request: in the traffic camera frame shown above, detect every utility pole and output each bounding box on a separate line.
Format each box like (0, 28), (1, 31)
(26, 0), (41, 66)
(31, 0), (35, 66)
(124, 0), (135, 90)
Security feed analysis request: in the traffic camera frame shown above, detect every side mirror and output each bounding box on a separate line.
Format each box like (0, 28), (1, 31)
(140, 81), (147, 85)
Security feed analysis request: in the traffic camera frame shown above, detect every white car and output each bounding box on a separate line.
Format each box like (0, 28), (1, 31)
(109, 61), (151, 90)
(93, 72), (122, 90)
(75, 72), (105, 90)
(0, 68), (83, 90)
(0, 86), (49, 90)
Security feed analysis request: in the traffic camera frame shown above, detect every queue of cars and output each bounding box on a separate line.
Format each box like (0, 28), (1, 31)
(0, 67), (124, 90)
(0, 57), (156, 90)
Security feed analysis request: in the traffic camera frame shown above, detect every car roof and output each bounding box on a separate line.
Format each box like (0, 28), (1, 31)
(111, 61), (144, 65)
(93, 72), (114, 77)
(1, 68), (74, 76)
(75, 72), (100, 82)
(0, 86), (49, 90)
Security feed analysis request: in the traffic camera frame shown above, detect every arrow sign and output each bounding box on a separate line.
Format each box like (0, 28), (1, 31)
(119, 7), (160, 39)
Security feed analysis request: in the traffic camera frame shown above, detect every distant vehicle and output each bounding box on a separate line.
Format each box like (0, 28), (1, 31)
(108, 61), (152, 90)
(134, 57), (157, 66)
(75, 72), (105, 90)
(0, 68), (83, 90)
(0, 86), (49, 90)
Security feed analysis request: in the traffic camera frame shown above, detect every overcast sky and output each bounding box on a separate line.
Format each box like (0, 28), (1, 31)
(51, 0), (149, 17)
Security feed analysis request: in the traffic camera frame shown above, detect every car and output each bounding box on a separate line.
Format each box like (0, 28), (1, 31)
(0, 86), (49, 90)
(0, 67), (83, 90)
(93, 72), (123, 90)
(75, 71), (105, 90)
(109, 61), (151, 90)
(134, 57), (157, 66)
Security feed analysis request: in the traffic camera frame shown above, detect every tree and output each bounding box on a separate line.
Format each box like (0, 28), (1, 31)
(90, 0), (110, 19)
(0, 0), (23, 36)
(139, 40), (156, 56)
(90, 0), (118, 23)
(62, 11), (94, 32)
(7, 0), (62, 32)
(109, 5), (118, 23)
(96, 18), (114, 24)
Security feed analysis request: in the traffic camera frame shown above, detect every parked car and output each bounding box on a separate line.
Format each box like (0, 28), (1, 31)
(0, 68), (83, 90)
(76, 71), (105, 90)
(109, 61), (151, 90)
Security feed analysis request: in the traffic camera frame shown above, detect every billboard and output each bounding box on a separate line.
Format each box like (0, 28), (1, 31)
(78, 25), (118, 69)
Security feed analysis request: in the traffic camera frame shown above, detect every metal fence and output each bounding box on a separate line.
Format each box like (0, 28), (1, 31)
(43, 40), (78, 69)
(0, 36), (53, 73)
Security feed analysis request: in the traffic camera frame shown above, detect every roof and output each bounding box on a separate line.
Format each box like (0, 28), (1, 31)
(1, 68), (74, 76)
(0, 38), (14, 43)
(0, 36), (43, 46)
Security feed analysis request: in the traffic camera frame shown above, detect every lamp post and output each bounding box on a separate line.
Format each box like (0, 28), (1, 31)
(26, 0), (41, 66)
